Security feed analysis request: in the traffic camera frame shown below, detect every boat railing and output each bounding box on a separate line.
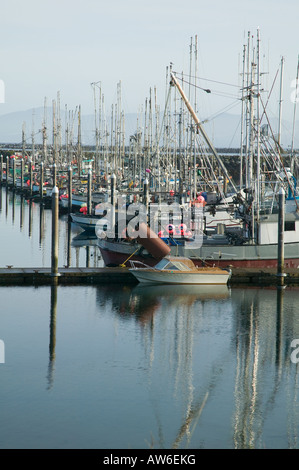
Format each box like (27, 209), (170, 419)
(129, 260), (154, 270)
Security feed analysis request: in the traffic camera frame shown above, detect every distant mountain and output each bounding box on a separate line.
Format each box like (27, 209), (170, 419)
(0, 107), (296, 150)
(0, 107), (95, 146)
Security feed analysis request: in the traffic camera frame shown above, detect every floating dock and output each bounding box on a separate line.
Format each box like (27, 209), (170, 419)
(0, 266), (136, 286)
(0, 266), (298, 286)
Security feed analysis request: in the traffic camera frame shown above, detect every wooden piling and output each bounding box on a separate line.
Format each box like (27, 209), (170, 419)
(111, 173), (116, 232)
(12, 157), (16, 189)
(51, 186), (59, 284)
(111, 173), (116, 206)
(20, 159), (24, 192)
(6, 156), (9, 188)
(40, 162), (44, 202)
(53, 163), (57, 188)
(277, 187), (285, 286)
(29, 159), (33, 196)
(87, 169), (92, 215)
(68, 166), (72, 216)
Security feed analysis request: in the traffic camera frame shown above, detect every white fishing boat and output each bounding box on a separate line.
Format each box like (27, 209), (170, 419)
(70, 212), (106, 232)
(128, 256), (231, 285)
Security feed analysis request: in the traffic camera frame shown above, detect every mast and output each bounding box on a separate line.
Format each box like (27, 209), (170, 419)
(278, 56), (284, 147)
(22, 122), (26, 161)
(121, 109), (125, 176)
(42, 97), (48, 164)
(99, 84), (103, 175)
(57, 91), (61, 166)
(188, 40), (193, 193)
(245, 31), (251, 190)
(144, 96), (148, 175)
(193, 35), (198, 199)
(111, 104), (114, 173)
(31, 110), (35, 166)
(291, 55), (299, 175)
(256, 27), (261, 224)
(117, 81), (122, 177)
(248, 39), (256, 241)
(52, 99), (57, 165)
(77, 105), (82, 177)
(248, 43), (256, 192)
(102, 94), (109, 177)
(65, 104), (69, 164)
(154, 86), (160, 196)
(91, 82), (100, 175)
(239, 43), (246, 189)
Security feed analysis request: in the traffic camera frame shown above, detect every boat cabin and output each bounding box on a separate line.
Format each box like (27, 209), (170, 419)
(258, 212), (299, 245)
(154, 257), (196, 271)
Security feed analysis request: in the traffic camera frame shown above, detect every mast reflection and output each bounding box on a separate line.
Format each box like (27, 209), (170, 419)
(233, 286), (299, 448)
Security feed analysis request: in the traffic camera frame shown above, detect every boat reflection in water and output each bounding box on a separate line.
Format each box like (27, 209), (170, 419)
(96, 283), (230, 326)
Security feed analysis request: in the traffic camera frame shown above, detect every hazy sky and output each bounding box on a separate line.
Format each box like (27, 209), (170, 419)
(0, 0), (298, 132)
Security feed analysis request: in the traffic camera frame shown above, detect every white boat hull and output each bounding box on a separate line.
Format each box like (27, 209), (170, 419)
(129, 269), (230, 285)
(70, 213), (102, 231)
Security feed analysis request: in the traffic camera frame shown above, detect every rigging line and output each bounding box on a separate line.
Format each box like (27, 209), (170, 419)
(227, 118), (241, 148)
(177, 97), (241, 125)
(173, 71), (240, 88)
(201, 100), (241, 123)
(178, 77), (241, 99)
(207, 91), (241, 100)
(259, 66), (279, 124)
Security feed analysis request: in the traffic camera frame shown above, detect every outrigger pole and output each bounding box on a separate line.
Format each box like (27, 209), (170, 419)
(169, 71), (239, 195)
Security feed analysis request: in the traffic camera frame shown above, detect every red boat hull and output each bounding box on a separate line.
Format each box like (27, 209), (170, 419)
(99, 242), (299, 270)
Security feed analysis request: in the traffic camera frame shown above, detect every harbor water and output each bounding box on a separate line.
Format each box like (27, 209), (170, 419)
(1, 188), (299, 449)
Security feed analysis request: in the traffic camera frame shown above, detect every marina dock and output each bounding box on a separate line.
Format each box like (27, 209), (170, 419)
(0, 266), (137, 285)
(0, 265), (298, 286)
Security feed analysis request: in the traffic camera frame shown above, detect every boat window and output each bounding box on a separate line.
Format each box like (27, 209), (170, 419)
(285, 221), (295, 231)
(164, 261), (192, 271)
(172, 261), (192, 270)
(155, 259), (170, 269)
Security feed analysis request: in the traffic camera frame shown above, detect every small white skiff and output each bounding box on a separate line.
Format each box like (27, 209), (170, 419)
(129, 256), (231, 285)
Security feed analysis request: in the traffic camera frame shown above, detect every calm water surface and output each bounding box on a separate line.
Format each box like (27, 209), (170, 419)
(0, 188), (299, 449)
(0, 187), (101, 268)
